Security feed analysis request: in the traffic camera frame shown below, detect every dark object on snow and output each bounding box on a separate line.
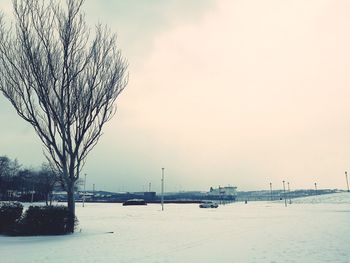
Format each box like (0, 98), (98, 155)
(122, 199), (147, 206)
(6, 205), (78, 236)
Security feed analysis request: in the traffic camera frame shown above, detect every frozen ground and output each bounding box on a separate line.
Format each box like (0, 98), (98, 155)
(0, 193), (349, 263)
(291, 192), (350, 204)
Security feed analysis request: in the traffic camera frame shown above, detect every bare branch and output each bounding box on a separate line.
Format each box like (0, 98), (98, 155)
(0, 0), (128, 230)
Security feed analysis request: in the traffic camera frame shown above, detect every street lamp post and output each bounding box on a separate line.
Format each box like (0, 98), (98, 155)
(83, 173), (87, 207)
(161, 168), (165, 211)
(270, 182), (273, 201)
(31, 184), (34, 203)
(314, 182), (317, 195)
(283, 181), (287, 207)
(346, 171), (349, 193)
(287, 182), (291, 205)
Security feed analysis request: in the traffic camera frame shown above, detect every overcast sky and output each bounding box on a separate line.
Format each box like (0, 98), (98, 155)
(1, 0), (350, 193)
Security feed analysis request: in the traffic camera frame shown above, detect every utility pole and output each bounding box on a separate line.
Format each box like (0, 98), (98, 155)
(270, 182), (273, 201)
(161, 168), (164, 211)
(149, 182), (152, 192)
(314, 182), (317, 195)
(287, 182), (291, 205)
(83, 173), (87, 207)
(283, 181), (287, 207)
(346, 171), (349, 192)
(31, 184), (34, 203)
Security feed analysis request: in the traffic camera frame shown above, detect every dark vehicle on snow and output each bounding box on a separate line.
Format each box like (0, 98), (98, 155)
(122, 199), (147, 206)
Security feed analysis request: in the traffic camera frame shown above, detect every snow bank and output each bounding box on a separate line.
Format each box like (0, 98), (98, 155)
(291, 192), (350, 204)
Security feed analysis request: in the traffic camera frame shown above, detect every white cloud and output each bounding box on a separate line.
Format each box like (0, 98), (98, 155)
(106, 0), (350, 190)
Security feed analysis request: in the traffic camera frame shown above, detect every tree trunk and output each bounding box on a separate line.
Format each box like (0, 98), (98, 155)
(49, 193), (53, 206)
(67, 182), (76, 233)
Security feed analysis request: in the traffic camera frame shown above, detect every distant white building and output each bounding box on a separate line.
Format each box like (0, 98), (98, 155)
(208, 186), (237, 197)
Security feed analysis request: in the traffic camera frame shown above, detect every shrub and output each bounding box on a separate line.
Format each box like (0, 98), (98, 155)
(0, 202), (23, 233)
(7, 205), (77, 236)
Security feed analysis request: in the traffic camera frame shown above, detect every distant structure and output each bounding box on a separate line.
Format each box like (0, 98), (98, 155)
(208, 186), (237, 199)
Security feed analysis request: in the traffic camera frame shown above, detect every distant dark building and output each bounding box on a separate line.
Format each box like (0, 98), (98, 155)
(143, 191), (156, 200)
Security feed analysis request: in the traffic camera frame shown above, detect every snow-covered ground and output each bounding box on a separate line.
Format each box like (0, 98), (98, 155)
(1, 193), (349, 263)
(291, 192), (350, 204)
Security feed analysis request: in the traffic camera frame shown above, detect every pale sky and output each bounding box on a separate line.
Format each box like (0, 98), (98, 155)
(1, 0), (350, 193)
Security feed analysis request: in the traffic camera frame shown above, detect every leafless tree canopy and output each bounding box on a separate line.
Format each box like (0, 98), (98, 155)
(0, 0), (128, 187)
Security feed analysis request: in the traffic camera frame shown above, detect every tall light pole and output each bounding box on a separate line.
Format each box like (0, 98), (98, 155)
(314, 182), (317, 195)
(83, 173), (87, 207)
(283, 181), (287, 207)
(31, 184), (34, 203)
(287, 182), (291, 205)
(270, 182), (273, 201)
(161, 168), (164, 211)
(346, 171), (349, 192)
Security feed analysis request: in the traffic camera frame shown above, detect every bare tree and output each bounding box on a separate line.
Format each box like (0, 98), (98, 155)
(0, 0), (128, 232)
(0, 156), (21, 200)
(36, 163), (60, 206)
(0, 156), (12, 199)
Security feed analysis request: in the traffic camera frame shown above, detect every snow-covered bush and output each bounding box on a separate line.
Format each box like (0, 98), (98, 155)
(7, 206), (78, 236)
(0, 202), (23, 233)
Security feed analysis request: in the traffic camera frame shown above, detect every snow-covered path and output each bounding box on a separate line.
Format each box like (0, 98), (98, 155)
(1, 193), (349, 263)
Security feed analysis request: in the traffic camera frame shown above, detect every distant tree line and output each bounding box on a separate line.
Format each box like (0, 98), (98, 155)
(0, 156), (60, 205)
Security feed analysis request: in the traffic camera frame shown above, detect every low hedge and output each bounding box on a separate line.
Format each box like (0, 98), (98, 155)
(6, 205), (78, 236)
(23, 205), (76, 235)
(0, 202), (23, 233)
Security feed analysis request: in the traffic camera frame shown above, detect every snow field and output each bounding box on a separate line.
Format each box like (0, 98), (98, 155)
(0, 193), (349, 263)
